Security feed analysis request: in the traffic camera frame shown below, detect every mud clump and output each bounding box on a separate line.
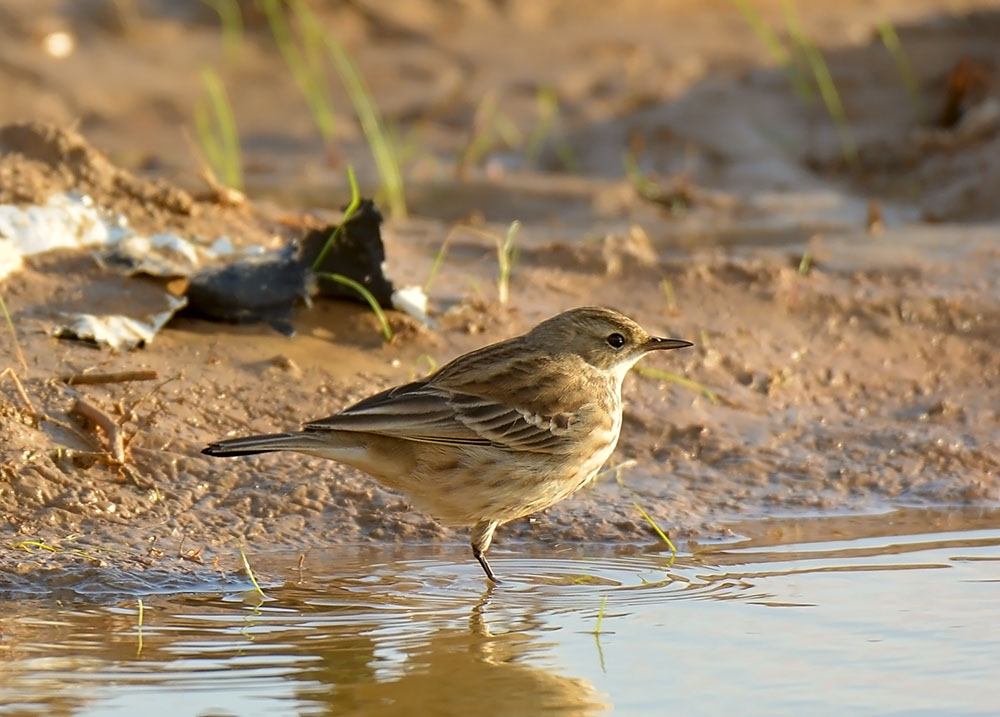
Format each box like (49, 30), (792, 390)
(0, 120), (285, 244)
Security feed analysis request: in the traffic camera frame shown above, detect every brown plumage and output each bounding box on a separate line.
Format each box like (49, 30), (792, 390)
(202, 306), (692, 581)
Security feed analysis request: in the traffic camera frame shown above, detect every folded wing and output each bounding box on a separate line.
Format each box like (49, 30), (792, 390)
(304, 380), (575, 453)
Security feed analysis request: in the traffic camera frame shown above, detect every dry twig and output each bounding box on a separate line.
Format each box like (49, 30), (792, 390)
(0, 368), (36, 416)
(62, 369), (159, 386)
(72, 397), (125, 463)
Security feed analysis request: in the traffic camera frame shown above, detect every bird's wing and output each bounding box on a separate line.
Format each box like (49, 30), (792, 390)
(303, 380), (576, 452)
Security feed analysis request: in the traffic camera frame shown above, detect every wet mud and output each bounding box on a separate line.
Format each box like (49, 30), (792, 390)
(1, 1), (998, 588)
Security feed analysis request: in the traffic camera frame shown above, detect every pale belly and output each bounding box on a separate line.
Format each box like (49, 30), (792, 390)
(404, 411), (624, 526)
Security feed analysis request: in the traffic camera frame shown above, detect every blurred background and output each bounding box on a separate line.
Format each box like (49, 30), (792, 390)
(1, 4), (999, 713)
(4, 0), (999, 224)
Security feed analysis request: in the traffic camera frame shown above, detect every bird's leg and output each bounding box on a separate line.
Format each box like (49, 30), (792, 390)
(471, 519), (500, 583)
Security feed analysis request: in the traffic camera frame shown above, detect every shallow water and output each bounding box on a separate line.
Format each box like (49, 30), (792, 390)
(2, 508), (998, 716)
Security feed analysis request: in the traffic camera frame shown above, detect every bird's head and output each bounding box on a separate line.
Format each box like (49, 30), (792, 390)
(530, 306), (692, 381)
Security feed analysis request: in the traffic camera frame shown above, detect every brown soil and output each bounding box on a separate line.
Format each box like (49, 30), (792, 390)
(0, 1), (998, 585)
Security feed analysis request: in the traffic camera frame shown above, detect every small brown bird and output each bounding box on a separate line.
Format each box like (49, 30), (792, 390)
(202, 307), (692, 581)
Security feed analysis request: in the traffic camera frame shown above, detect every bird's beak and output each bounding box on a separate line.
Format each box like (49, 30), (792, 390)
(644, 336), (694, 352)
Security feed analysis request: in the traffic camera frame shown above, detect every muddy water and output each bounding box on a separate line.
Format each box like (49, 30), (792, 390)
(2, 508), (997, 716)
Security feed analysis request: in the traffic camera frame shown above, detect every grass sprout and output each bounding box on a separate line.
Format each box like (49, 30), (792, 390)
(728, 0), (813, 102)
(316, 272), (393, 341)
(660, 278), (678, 313)
(0, 293), (27, 372)
(288, 0), (406, 217)
(424, 220), (520, 303)
(781, 0), (858, 168)
(136, 599), (144, 656)
(201, 0), (244, 64)
(525, 86), (577, 170)
(634, 502), (677, 565)
(410, 353), (438, 380)
(457, 91), (526, 176)
(194, 67), (243, 190)
(593, 595), (608, 634)
(623, 150), (661, 202)
(259, 0), (337, 145)
(312, 166), (361, 271)
(634, 365), (719, 404)
(9, 539), (58, 552)
(876, 18), (924, 123)
(310, 167), (392, 342)
(239, 548), (266, 597)
(423, 225), (461, 294)
(458, 91), (501, 176)
(798, 250), (813, 275)
(497, 220), (520, 304)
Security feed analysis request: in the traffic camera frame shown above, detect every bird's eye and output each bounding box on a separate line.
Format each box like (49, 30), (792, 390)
(606, 332), (626, 349)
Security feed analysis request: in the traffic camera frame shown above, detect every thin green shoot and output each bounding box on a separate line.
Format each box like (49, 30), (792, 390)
(0, 367), (35, 416)
(497, 220), (520, 305)
(309, 168), (392, 341)
(312, 166), (361, 271)
(239, 547), (265, 597)
(593, 595), (608, 635)
(660, 278), (677, 313)
(10, 539), (58, 552)
(292, 0), (406, 218)
(634, 502), (677, 565)
(315, 272), (393, 341)
(634, 365), (719, 404)
(259, 0), (337, 144)
(409, 353), (438, 380)
(0, 294), (27, 372)
(458, 91), (501, 175)
(798, 250), (813, 275)
(457, 92), (524, 175)
(699, 328), (711, 350)
(623, 151), (691, 214)
(194, 67), (243, 189)
(201, 0), (244, 64)
(425, 222), (520, 299)
(326, 33), (406, 218)
(525, 87), (578, 170)
(623, 150), (661, 202)
(494, 109), (523, 148)
(593, 458), (637, 487)
(781, 0), (858, 168)
(423, 225), (461, 293)
(136, 598), (144, 656)
(728, 0), (813, 102)
(876, 18), (924, 123)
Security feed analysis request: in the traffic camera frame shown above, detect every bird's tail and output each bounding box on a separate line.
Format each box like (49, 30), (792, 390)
(202, 432), (326, 457)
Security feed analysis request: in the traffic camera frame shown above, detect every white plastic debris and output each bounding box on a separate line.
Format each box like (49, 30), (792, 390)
(0, 192), (128, 280)
(54, 294), (188, 350)
(391, 285), (435, 328)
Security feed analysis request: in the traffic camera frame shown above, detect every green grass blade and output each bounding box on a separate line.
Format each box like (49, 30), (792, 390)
(593, 595), (608, 634)
(876, 19), (924, 123)
(315, 272), (393, 342)
(197, 67), (243, 189)
(259, 0), (337, 144)
(201, 0), (244, 64)
(781, 0), (858, 168)
(423, 226), (458, 294)
(497, 220), (520, 304)
(633, 366), (718, 404)
(634, 502), (677, 565)
(728, 0), (813, 102)
(0, 293), (27, 372)
(312, 166), (361, 272)
(291, 1), (406, 218)
(240, 548), (266, 597)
